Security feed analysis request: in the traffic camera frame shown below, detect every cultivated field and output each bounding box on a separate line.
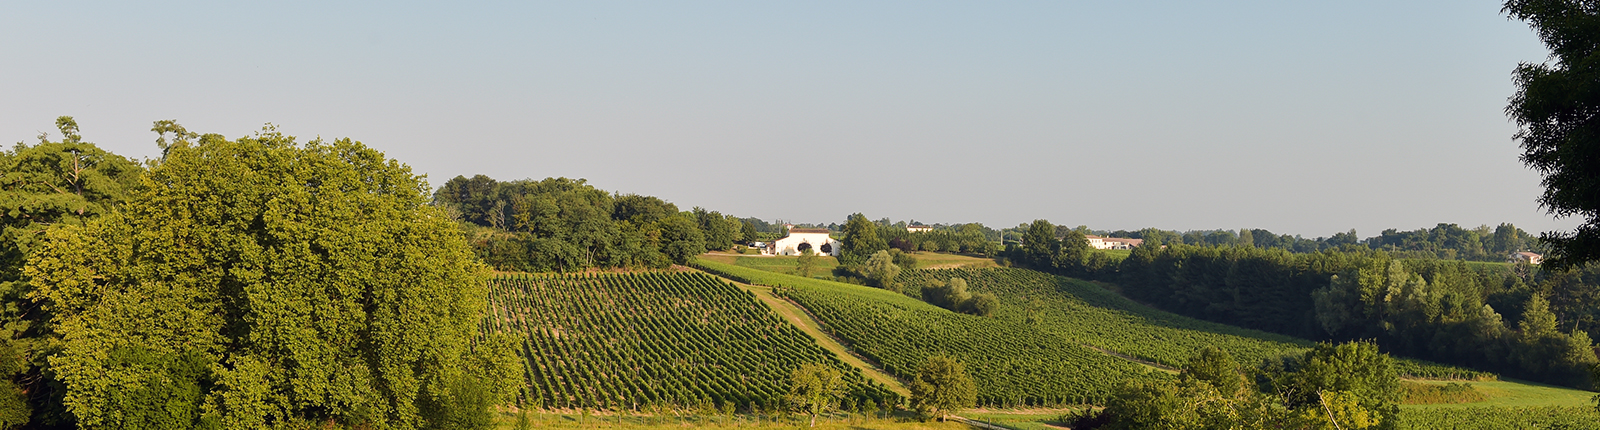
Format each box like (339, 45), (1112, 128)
(482, 272), (900, 411)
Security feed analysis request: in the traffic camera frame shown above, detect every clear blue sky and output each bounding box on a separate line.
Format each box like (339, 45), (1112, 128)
(0, 1), (1573, 238)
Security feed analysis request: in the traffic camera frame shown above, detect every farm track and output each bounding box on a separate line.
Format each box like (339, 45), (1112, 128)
(708, 271), (912, 397)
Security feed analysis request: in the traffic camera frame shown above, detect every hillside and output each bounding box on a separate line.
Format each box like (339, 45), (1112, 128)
(692, 259), (1166, 406)
(481, 272), (901, 410)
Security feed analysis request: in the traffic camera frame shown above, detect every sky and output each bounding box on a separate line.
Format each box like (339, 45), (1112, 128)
(0, 1), (1575, 238)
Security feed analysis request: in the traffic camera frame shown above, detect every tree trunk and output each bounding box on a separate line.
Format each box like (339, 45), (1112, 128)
(810, 412), (816, 427)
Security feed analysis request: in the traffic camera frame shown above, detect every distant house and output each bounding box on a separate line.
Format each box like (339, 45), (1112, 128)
(1509, 251), (1543, 265)
(764, 228), (842, 257)
(906, 225), (933, 233)
(1084, 235), (1143, 250)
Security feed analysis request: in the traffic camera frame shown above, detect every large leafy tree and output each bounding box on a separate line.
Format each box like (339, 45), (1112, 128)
(26, 126), (503, 429)
(839, 214), (887, 265)
(785, 363), (846, 428)
(908, 355), (975, 422)
(1505, 0), (1600, 267)
(0, 117), (144, 428)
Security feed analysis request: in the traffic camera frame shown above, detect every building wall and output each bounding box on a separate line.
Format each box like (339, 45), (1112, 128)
(766, 232), (842, 256)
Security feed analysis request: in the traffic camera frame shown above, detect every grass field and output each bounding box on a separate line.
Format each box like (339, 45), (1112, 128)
(1402, 379), (1597, 409)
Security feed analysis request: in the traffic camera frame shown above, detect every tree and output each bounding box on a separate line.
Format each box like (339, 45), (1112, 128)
(1504, 0), (1600, 268)
(840, 214), (887, 265)
(861, 250), (902, 291)
(0, 117), (144, 428)
(796, 248), (820, 277)
(1020, 220), (1058, 268)
(26, 127), (502, 429)
(908, 355), (975, 422)
(785, 363), (846, 427)
(660, 213), (706, 265)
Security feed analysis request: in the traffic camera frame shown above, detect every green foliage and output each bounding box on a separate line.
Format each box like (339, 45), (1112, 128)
(860, 250), (902, 290)
(908, 355), (975, 422)
(0, 117), (144, 428)
(897, 267), (1310, 369)
(796, 249), (820, 277)
(1504, 0), (1600, 268)
(1260, 341), (1401, 429)
(26, 129), (490, 429)
(1399, 382), (1486, 405)
(1084, 341), (1402, 430)
(840, 214), (887, 266)
(437, 175), (721, 271)
(692, 259), (1159, 406)
(480, 272), (898, 411)
(785, 363), (846, 427)
(1396, 406), (1600, 429)
(1122, 244), (1577, 385)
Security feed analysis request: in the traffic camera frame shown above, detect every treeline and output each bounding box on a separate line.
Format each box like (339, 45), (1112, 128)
(433, 175), (758, 272)
(1071, 342), (1404, 430)
(2, 119), (510, 429)
(1008, 219), (1600, 390)
(1078, 223), (1544, 262)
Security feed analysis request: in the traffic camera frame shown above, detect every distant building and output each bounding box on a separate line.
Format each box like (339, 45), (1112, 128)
(1084, 235), (1143, 250)
(906, 225), (933, 233)
(1509, 251), (1543, 265)
(764, 228), (842, 257)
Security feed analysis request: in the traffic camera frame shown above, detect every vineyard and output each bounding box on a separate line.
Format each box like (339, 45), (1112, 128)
(481, 271), (901, 411)
(691, 260), (1165, 407)
(1396, 406), (1600, 429)
(898, 268), (1307, 367)
(898, 268), (1494, 380)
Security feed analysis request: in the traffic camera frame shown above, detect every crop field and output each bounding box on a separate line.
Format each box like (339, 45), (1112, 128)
(1395, 406), (1600, 429)
(898, 268), (1308, 368)
(692, 259), (1164, 407)
(482, 272), (900, 411)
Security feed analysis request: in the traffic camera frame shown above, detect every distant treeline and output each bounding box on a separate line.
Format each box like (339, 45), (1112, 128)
(1005, 219), (1599, 390)
(433, 175), (757, 272)
(1053, 223), (1545, 262)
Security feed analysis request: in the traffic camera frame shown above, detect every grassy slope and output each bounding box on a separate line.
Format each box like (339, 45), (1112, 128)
(729, 279), (911, 396)
(900, 268), (1309, 368)
(693, 259), (1163, 405)
(702, 258), (1591, 408)
(1402, 379), (1596, 409)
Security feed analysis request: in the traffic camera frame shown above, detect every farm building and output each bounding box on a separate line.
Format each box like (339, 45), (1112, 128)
(906, 225), (933, 233)
(764, 228), (842, 256)
(1509, 251), (1543, 265)
(1084, 235), (1143, 250)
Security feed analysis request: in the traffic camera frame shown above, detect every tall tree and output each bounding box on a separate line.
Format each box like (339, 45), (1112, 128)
(0, 117), (144, 428)
(1504, 0), (1600, 268)
(908, 355), (976, 422)
(840, 214), (887, 265)
(785, 363), (846, 428)
(26, 127), (504, 429)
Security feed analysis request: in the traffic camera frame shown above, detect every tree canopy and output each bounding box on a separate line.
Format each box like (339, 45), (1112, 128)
(0, 117), (144, 428)
(908, 355), (976, 422)
(1504, 0), (1600, 268)
(25, 126), (502, 429)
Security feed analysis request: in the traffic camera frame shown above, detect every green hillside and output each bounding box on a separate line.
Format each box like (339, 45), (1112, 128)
(482, 272), (900, 410)
(898, 268), (1308, 368)
(692, 260), (1165, 406)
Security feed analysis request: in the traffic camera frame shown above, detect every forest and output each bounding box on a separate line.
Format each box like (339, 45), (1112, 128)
(1004, 219), (1600, 390)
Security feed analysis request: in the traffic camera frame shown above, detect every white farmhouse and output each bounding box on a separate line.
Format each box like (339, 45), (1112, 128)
(906, 225), (933, 233)
(764, 228), (842, 257)
(1509, 251), (1543, 265)
(1084, 235), (1143, 250)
